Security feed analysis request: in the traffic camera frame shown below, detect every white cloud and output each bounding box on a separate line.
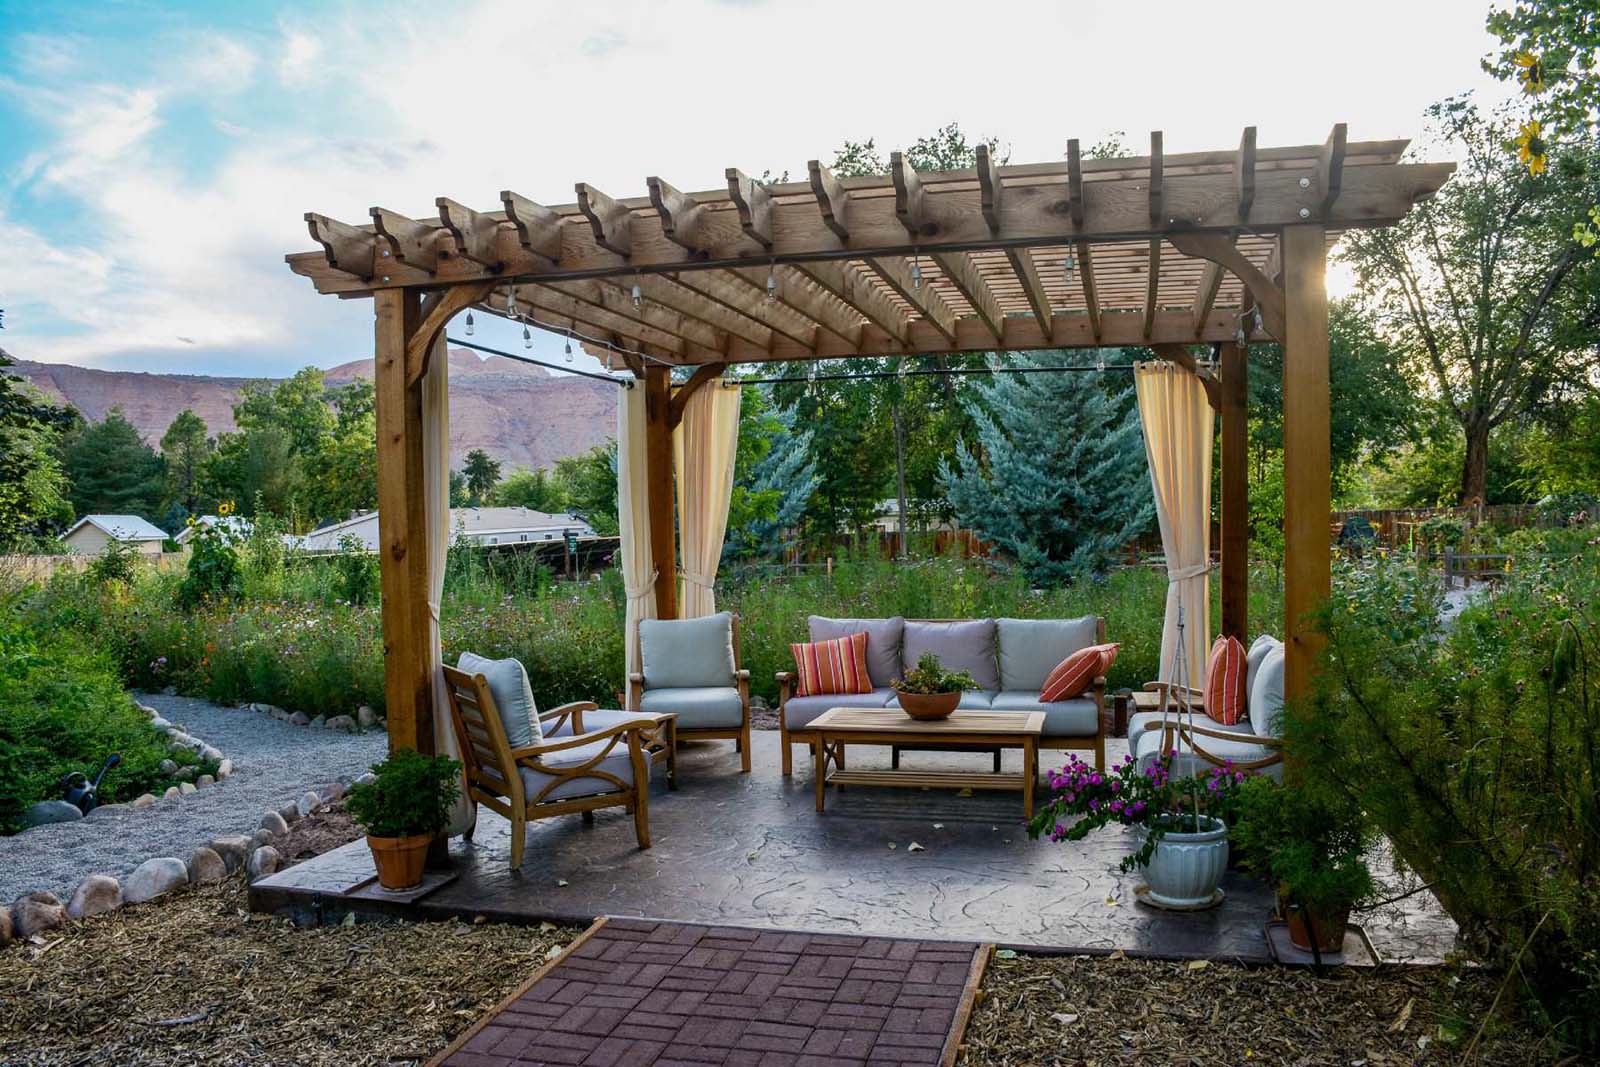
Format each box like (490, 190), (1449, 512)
(277, 23), (323, 87)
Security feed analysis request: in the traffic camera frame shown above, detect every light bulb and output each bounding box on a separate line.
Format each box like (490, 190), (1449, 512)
(564, 334), (573, 362)
(806, 362), (817, 383)
(766, 265), (777, 303)
(632, 280), (642, 309)
(464, 311), (475, 336)
(1064, 253), (1076, 276)
(523, 324), (532, 349)
(897, 359), (909, 380)
(1252, 307), (1264, 335)
(911, 256), (922, 290)
(1096, 354), (1106, 372)
(507, 285), (518, 317)
(1235, 321), (1248, 346)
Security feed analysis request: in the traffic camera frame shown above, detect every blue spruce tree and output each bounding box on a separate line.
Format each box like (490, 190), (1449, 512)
(724, 392), (819, 560)
(941, 351), (1154, 583)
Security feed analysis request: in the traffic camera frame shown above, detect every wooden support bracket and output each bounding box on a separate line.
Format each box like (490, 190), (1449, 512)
(306, 212), (378, 280)
(406, 281), (495, 385)
(1168, 231), (1287, 340)
(576, 183), (632, 257)
(1151, 343), (1221, 411)
(668, 363), (728, 429)
(725, 169), (773, 249)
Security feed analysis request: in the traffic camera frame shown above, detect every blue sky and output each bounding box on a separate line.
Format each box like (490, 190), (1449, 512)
(0, 0), (1509, 379)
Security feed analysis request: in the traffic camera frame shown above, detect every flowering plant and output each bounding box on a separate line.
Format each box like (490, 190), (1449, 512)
(1027, 752), (1249, 871)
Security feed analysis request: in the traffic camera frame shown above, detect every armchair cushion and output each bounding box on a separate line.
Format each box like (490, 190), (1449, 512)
(638, 686), (744, 729)
(997, 616), (1100, 691)
(1249, 646), (1287, 738)
(639, 612), (736, 689)
(1134, 726), (1283, 782)
(1127, 709), (1254, 745)
(457, 652), (542, 749)
(518, 738), (635, 803)
(808, 616), (905, 688)
(902, 619), (1000, 691)
(1245, 635), (1283, 706)
(782, 688), (898, 730)
(990, 694), (1100, 737)
(545, 709), (656, 739)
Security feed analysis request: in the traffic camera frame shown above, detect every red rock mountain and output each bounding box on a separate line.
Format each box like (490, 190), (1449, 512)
(8, 349), (618, 471)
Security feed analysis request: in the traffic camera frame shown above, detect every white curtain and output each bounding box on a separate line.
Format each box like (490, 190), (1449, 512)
(617, 384), (656, 704)
(1134, 361), (1214, 689)
(423, 330), (475, 836)
(673, 382), (741, 618)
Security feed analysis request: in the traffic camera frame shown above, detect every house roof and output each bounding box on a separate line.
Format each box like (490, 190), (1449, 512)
(64, 514), (168, 542)
(308, 506), (594, 538)
(174, 515), (253, 543)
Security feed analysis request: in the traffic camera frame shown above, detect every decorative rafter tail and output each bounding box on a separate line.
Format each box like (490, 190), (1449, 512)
(575, 182), (632, 257)
(370, 207), (443, 272)
(1236, 127), (1258, 221)
(1318, 123), (1347, 214)
(725, 168), (773, 249)
(500, 191), (563, 261)
(808, 160), (850, 242)
(647, 176), (709, 253)
(976, 143), (1001, 234)
(305, 212), (377, 280)
(1148, 132), (1164, 224)
(436, 197), (504, 270)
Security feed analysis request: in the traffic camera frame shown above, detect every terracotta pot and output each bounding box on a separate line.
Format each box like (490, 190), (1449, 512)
(895, 689), (962, 721)
(367, 832), (431, 890)
(1286, 903), (1350, 953)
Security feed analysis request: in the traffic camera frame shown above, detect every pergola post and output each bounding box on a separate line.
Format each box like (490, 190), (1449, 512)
(643, 365), (679, 621)
(1219, 342), (1249, 641)
(1279, 225), (1331, 702)
(373, 288), (436, 754)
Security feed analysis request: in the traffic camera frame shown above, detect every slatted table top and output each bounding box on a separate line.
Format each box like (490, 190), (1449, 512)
(811, 707), (1044, 737)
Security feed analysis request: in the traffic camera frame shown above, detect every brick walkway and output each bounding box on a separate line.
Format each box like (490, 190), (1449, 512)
(430, 918), (990, 1067)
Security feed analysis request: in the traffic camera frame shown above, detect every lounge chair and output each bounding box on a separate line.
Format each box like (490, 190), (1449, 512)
(628, 611), (752, 773)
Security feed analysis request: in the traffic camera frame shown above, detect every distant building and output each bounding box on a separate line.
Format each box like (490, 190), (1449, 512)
(61, 515), (168, 556)
(174, 514), (305, 551)
(299, 507), (597, 553)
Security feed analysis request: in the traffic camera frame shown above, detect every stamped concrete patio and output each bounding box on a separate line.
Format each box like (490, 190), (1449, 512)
(250, 732), (1454, 964)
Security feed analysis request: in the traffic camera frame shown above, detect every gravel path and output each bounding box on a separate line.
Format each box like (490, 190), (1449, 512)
(0, 694), (387, 902)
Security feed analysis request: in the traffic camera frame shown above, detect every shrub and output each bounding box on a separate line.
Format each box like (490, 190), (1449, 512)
(333, 534), (380, 604)
(345, 748), (461, 838)
(87, 539), (139, 587)
(177, 517), (241, 608)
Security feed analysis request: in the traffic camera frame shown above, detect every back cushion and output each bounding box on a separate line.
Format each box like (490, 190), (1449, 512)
(902, 620), (1000, 691)
(1040, 643), (1119, 702)
(1245, 635), (1283, 707)
(997, 617), (1100, 691)
(1203, 636), (1248, 726)
(640, 612), (736, 689)
(1250, 648), (1287, 737)
(809, 616), (904, 689)
(791, 632), (875, 697)
(457, 652), (543, 749)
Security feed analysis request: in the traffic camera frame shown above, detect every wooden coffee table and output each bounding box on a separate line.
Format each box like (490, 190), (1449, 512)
(805, 707), (1045, 818)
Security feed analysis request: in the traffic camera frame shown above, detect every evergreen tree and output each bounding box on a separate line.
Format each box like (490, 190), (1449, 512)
(159, 409), (214, 522)
(0, 352), (75, 547)
(941, 352), (1154, 583)
(461, 448), (502, 504)
(724, 394), (817, 560)
(61, 408), (166, 520)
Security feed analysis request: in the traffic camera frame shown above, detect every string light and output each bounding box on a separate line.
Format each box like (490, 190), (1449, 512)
(506, 285), (518, 317)
(765, 260), (778, 303)
(1064, 252), (1077, 276)
(1096, 352), (1106, 372)
(911, 250), (922, 290)
(631, 273), (643, 310)
(806, 361), (817, 383)
(564, 331), (574, 362)
(523, 323), (532, 349)
(464, 311), (475, 336)
(897, 358), (910, 380)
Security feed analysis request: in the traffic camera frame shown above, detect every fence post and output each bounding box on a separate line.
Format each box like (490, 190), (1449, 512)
(1444, 548), (1454, 586)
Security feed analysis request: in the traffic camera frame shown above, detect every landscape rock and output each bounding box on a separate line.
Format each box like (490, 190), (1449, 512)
(197, 774), (215, 788)
(187, 847), (228, 885)
(161, 685), (177, 696)
(162, 786), (181, 801)
(246, 846), (282, 882)
(355, 772), (376, 787)
(297, 790), (322, 818)
(67, 875), (123, 919)
(325, 714), (357, 733)
(175, 765), (198, 782)
(86, 802), (126, 819)
(271, 708), (291, 722)
(209, 835), (252, 874)
(309, 715), (327, 728)
(318, 782), (345, 804)
(150, 716), (170, 729)
(216, 759), (233, 779)
(200, 745), (223, 762)
(136, 702), (159, 716)
(125, 857), (188, 904)
(278, 801), (301, 825)
(11, 892), (67, 938)
(259, 811), (290, 837)
(178, 782), (196, 795)
(357, 705), (378, 728)
(0, 906), (11, 946)
(288, 711), (311, 726)
(132, 793), (157, 809)
(159, 758), (179, 775)
(250, 828), (274, 850)
(23, 800), (84, 828)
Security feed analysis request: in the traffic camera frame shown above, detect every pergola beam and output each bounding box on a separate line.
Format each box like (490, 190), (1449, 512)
(866, 255), (959, 344)
(1006, 247), (1052, 325)
(791, 259), (909, 345)
(1236, 127), (1257, 221)
(1074, 240), (1100, 343)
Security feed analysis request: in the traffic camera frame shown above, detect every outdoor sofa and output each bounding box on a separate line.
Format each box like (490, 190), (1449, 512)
(776, 616), (1108, 775)
(1128, 633), (1286, 781)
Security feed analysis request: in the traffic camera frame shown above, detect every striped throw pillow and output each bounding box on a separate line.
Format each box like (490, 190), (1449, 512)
(1204, 635), (1248, 725)
(1040, 643), (1120, 702)
(791, 632), (874, 697)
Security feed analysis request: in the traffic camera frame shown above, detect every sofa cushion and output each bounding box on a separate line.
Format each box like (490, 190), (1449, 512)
(884, 689), (996, 712)
(1134, 726), (1282, 782)
(640, 612), (736, 689)
(902, 620), (1000, 691)
(1249, 647), (1287, 738)
(997, 617), (1099, 691)
(1245, 635), (1283, 710)
(519, 738), (635, 803)
(638, 686), (744, 729)
(457, 652), (542, 749)
(808, 616), (904, 688)
(791, 632), (874, 697)
(1040, 643), (1118, 702)
(990, 693), (1100, 737)
(782, 688), (897, 730)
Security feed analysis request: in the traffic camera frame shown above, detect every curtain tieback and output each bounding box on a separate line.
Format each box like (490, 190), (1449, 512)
(679, 568), (716, 590)
(1167, 562), (1214, 581)
(625, 569), (657, 602)
(427, 598), (442, 623)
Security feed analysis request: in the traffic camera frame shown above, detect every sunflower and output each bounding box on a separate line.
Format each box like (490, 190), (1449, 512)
(1516, 120), (1548, 176)
(1513, 51), (1546, 95)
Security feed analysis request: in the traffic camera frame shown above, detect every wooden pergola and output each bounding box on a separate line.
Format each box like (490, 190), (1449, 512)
(287, 126), (1452, 755)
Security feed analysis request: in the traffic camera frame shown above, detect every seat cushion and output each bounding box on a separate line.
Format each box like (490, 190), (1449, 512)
(638, 686), (745, 730)
(518, 738), (635, 803)
(902, 620), (1000, 691)
(1134, 727), (1282, 782)
(457, 652), (542, 748)
(991, 692), (1100, 737)
(808, 616), (905, 689)
(640, 612), (736, 689)
(884, 689), (996, 712)
(1127, 708), (1255, 745)
(1249, 648), (1287, 738)
(783, 688), (897, 730)
(545, 709), (658, 739)
(996, 617), (1099, 691)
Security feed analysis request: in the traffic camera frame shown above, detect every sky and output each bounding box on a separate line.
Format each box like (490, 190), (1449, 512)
(0, 0), (1515, 380)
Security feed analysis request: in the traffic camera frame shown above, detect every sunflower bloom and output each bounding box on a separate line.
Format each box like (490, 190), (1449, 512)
(1513, 51), (1546, 95)
(1516, 121), (1548, 176)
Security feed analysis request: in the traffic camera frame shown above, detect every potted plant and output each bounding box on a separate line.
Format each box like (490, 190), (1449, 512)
(1029, 752), (1248, 909)
(1229, 777), (1377, 952)
(345, 748), (462, 891)
(893, 652), (978, 720)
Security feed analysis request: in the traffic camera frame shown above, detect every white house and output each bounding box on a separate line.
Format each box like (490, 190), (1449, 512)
(299, 507), (596, 553)
(61, 515), (169, 556)
(174, 515), (252, 546)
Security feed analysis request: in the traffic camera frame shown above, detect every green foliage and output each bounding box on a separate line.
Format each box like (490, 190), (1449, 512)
(893, 652), (976, 695)
(61, 408), (166, 519)
(723, 384), (816, 560)
(1486, 1), (1600, 139)
(87, 539), (139, 587)
(493, 467), (565, 512)
(159, 409), (214, 522)
(176, 513), (242, 609)
(0, 354), (75, 549)
(344, 748), (461, 838)
(552, 445), (619, 536)
(1299, 553), (1600, 1048)
(942, 353), (1155, 583)
(461, 448), (502, 505)
(1227, 777), (1378, 916)
(333, 534), (379, 605)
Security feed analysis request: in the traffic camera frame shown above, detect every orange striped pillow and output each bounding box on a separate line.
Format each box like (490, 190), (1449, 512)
(1204, 636), (1248, 725)
(791, 632), (874, 697)
(1040, 643), (1119, 702)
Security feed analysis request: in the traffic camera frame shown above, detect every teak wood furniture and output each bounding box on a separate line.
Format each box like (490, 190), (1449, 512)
(628, 612), (753, 773)
(443, 664), (665, 870)
(805, 707), (1045, 818)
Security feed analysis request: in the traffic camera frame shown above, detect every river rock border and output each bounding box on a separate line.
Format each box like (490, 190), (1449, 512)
(0, 773), (373, 948)
(242, 700), (384, 733)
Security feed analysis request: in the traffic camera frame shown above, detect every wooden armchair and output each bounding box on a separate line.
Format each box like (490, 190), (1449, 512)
(443, 665), (656, 870)
(627, 612), (752, 773)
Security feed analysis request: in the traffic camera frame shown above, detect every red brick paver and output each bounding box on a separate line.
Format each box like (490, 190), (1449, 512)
(431, 919), (988, 1067)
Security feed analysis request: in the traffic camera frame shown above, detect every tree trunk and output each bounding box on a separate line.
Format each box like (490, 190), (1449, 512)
(892, 402), (909, 558)
(1459, 417), (1491, 506)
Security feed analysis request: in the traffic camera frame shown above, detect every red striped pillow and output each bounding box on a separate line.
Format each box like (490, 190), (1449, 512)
(790, 632), (874, 697)
(1040, 643), (1120, 702)
(1204, 636), (1248, 725)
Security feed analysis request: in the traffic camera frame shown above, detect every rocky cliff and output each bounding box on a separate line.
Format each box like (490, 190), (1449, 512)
(6, 349), (618, 471)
